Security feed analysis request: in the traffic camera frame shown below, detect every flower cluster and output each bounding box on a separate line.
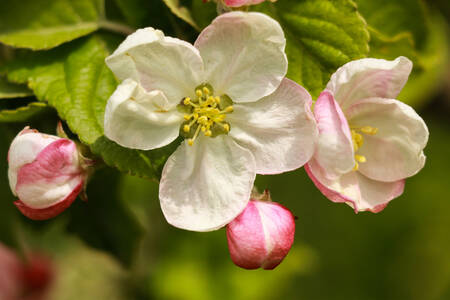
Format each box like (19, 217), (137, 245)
(6, 10), (428, 270)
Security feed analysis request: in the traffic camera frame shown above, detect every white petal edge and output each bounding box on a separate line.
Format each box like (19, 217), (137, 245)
(8, 130), (59, 194)
(306, 160), (405, 213)
(326, 56), (412, 111)
(104, 79), (183, 150)
(228, 78), (317, 174)
(194, 12), (287, 103)
(159, 135), (256, 232)
(106, 27), (204, 104)
(346, 97), (429, 182)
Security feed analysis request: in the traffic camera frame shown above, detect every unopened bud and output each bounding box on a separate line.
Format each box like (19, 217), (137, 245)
(226, 198), (295, 270)
(8, 127), (87, 220)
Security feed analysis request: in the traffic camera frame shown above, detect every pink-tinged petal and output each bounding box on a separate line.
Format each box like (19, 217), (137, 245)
(104, 79), (183, 150)
(15, 139), (84, 210)
(225, 0), (267, 7)
(326, 57), (412, 111)
(346, 98), (428, 182)
(106, 27), (204, 104)
(313, 91), (354, 179)
(306, 160), (405, 213)
(226, 201), (266, 269)
(8, 128), (60, 194)
(159, 135), (256, 232)
(228, 78), (317, 174)
(226, 200), (295, 270)
(14, 181), (82, 220)
(194, 12), (287, 103)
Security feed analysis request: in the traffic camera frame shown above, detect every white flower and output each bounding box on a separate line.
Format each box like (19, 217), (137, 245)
(305, 57), (429, 212)
(104, 12), (318, 231)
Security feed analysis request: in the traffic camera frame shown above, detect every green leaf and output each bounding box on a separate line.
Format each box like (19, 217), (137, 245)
(0, 102), (48, 123)
(162, 0), (200, 30)
(355, 0), (427, 50)
(256, 0), (370, 97)
(0, 0), (104, 50)
(3, 34), (172, 180)
(0, 77), (32, 99)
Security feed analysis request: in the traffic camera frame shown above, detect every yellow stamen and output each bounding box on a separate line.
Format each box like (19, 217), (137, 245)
(355, 155), (366, 163)
(361, 126), (378, 135)
(180, 85), (234, 145)
(353, 162), (359, 171)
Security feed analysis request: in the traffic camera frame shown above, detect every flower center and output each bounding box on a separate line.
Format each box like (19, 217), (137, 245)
(178, 84), (234, 146)
(350, 125), (378, 171)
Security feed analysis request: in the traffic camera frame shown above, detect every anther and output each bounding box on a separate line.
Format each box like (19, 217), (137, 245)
(203, 87), (210, 95)
(183, 125), (190, 133)
(183, 97), (191, 105)
(223, 124), (230, 132)
(224, 106), (234, 113)
(361, 126), (378, 135)
(188, 139), (194, 146)
(184, 114), (191, 121)
(353, 162), (359, 171)
(205, 130), (212, 137)
(355, 155), (366, 163)
(196, 89), (203, 98)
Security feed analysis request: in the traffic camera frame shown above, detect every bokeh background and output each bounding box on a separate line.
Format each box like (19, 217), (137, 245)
(0, 0), (449, 299)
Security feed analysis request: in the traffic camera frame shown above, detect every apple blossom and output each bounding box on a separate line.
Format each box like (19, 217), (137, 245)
(104, 12), (318, 231)
(226, 193), (295, 270)
(223, 0), (277, 8)
(8, 127), (87, 220)
(305, 57), (429, 212)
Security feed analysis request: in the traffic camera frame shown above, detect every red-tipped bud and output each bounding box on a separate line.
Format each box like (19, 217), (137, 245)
(226, 199), (295, 270)
(223, 0), (277, 8)
(8, 127), (86, 220)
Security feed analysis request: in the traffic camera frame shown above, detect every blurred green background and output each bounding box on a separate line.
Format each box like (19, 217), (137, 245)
(0, 0), (449, 299)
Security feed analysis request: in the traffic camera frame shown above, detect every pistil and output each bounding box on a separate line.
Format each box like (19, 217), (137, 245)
(178, 85), (234, 145)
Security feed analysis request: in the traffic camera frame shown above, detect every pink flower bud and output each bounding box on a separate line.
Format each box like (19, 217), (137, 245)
(224, 0), (277, 8)
(8, 127), (86, 220)
(226, 199), (295, 270)
(0, 243), (54, 300)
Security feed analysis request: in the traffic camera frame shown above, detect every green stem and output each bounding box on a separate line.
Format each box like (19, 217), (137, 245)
(99, 20), (135, 36)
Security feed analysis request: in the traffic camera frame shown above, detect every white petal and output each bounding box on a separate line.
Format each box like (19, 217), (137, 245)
(306, 159), (405, 213)
(346, 98), (428, 182)
(326, 57), (412, 111)
(228, 78), (317, 174)
(194, 12), (287, 103)
(159, 135), (256, 232)
(104, 79), (183, 150)
(106, 27), (204, 104)
(8, 129), (59, 194)
(313, 91), (355, 179)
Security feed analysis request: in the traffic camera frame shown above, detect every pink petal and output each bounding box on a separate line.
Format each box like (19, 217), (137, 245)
(226, 200), (295, 270)
(313, 91), (354, 179)
(305, 160), (405, 213)
(16, 139), (84, 210)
